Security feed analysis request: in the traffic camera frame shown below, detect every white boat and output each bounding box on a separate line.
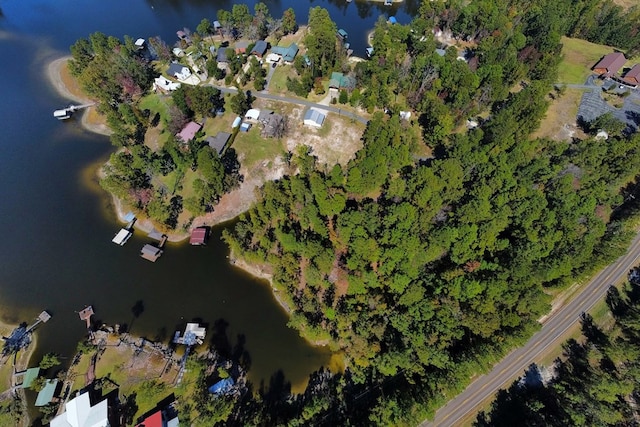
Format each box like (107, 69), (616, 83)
(53, 109), (71, 120)
(112, 228), (133, 246)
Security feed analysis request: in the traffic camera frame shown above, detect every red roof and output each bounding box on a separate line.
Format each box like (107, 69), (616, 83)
(593, 52), (626, 74)
(136, 410), (162, 427)
(189, 227), (208, 245)
(176, 121), (202, 143)
(624, 64), (640, 84)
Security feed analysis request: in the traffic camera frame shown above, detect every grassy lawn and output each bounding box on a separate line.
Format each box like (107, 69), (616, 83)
(232, 126), (284, 170)
(139, 93), (173, 125)
(558, 36), (630, 84)
(268, 65), (294, 94)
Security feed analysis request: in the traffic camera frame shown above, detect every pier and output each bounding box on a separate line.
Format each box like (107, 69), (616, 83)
(78, 306), (94, 329)
(53, 103), (94, 120)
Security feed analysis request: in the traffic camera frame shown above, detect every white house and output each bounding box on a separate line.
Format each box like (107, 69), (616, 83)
(153, 76), (181, 92)
(167, 63), (191, 81)
(50, 391), (110, 427)
(244, 108), (261, 122)
(304, 109), (326, 128)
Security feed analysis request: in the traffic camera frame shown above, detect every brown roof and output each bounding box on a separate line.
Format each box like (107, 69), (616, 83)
(623, 64), (640, 84)
(189, 227), (208, 245)
(593, 52), (626, 74)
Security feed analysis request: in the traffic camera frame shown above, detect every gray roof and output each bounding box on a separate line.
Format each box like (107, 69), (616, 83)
(251, 40), (268, 56)
(206, 132), (231, 154)
(304, 109), (325, 126)
(217, 47), (231, 63)
(167, 63), (188, 76)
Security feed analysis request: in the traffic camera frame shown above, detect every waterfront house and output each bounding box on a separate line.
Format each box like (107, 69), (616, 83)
(206, 132), (231, 155)
(329, 72), (356, 91)
(153, 76), (181, 92)
(271, 43), (299, 63)
(176, 121), (202, 143)
(593, 52), (626, 76)
(167, 63), (191, 81)
(50, 391), (110, 427)
(251, 40), (268, 58)
(304, 109), (326, 128)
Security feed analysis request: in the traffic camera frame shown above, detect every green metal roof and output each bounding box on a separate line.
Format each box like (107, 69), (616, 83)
(35, 379), (58, 406)
(20, 367), (40, 389)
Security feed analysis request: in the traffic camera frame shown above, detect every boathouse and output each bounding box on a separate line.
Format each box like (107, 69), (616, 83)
(337, 29), (348, 40)
(189, 227), (209, 245)
(141, 244), (163, 262)
(112, 228), (132, 246)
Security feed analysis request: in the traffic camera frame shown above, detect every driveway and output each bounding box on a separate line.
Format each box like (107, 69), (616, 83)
(577, 75), (640, 131)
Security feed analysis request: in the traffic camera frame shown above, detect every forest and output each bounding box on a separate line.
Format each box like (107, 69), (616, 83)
(476, 278), (640, 426)
(62, 0), (640, 424)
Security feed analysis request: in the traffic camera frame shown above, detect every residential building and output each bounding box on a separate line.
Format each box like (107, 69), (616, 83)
(167, 63), (191, 81)
(593, 52), (626, 76)
(176, 121), (202, 143)
(50, 391), (110, 427)
(304, 109), (326, 128)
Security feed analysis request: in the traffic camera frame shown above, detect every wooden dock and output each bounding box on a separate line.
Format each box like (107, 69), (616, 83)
(78, 306), (94, 328)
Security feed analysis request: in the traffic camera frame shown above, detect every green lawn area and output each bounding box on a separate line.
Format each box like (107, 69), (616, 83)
(231, 126), (284, 170)
(139, 93), (173, 125)
(558, 36), (632, 84)
(268, 65), (294, 94)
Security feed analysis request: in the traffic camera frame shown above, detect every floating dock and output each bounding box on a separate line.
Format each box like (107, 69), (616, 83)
(112, 229), (132, 246)
(140, 244), (163, 262)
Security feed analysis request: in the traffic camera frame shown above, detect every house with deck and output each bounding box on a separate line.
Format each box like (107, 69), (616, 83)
(167, 63), (191, 81)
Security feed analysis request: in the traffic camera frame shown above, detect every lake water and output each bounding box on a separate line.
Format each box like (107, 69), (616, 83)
(0, 0), (417, 394)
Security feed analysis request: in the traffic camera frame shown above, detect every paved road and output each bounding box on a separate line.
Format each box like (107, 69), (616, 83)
(213, 85), (369, 125)
(422, 231), (640, 427)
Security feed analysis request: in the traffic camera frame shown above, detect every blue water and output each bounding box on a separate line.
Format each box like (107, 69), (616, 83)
(0, 0), (417, 395)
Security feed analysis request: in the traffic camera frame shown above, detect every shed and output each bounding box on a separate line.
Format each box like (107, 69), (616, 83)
(176, 121), (202, 143)
(189, 227), (209, 245)
(623, 64), (640, 86)
(435, 48), (446, 57)
(304, 109), (326, 128)
(251, 40), (268, 57)
(232, 116), (242, 128)
(141, 244), (163, 262)
(213, 20), (221, 30)
(366, 47), (374, 58)
(135, 38), (146, 49)
(208, 377), (235, 395)
(240, 122), (251, 132)
(112, 229), (132, 246)
(35, 379), (58, 406)
(206, 132), (231, 155)
(593, 52), (626, 76)
(245, 108), (261, 121)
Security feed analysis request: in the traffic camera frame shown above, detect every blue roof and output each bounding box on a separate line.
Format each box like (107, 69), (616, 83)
(337, 29), (348, 38)
(388, 16), (397, 24)
(251, 40), (268, 56)
(35, 379), (58, 406)
(209, 377), (234, 394)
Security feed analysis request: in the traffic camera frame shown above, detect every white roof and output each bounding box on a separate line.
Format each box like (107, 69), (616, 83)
(135, 38), (145, 47)
(112, 228), (132, 245)
(50, 392), (109, 427)
(266, 53), (281, 63)
(185, 322), (206, 339)
(245, 109), (260, 120)
(154, 77), (181, 91)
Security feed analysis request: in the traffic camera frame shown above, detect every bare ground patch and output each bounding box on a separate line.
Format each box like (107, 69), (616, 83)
(532, 89), (587, 141)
